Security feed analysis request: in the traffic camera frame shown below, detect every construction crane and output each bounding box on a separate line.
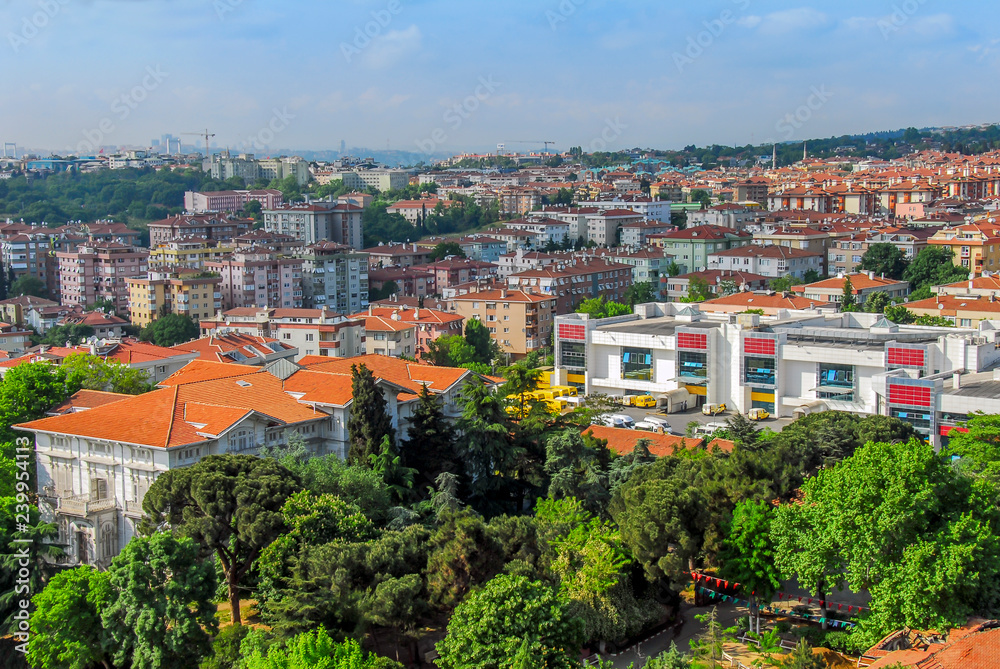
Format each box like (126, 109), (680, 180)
(181, 129), (216, 154)
(500, 140), (557, 155)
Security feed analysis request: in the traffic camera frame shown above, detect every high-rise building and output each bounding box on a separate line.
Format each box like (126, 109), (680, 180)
(57, 243), (149, 314)
(262, 200), (364, 249)
(297, 242), (369, 315)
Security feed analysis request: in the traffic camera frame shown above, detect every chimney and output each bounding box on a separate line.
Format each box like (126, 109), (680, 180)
(868, 270), (875, 280)
(953, 371), (962, 390)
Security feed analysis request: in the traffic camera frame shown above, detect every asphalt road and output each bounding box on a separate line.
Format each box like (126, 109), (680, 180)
(613, 405), (795, 437)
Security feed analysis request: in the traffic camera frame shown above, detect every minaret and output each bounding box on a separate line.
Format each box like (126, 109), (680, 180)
(772, 145), (777, 170)
(803, 142), (808, 162)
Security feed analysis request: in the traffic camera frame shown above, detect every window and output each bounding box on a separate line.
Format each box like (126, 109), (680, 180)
(960, 318), (973, 327)
(622, 347), (653, 382)
(305, 334), (314, 341)
(817, 363), (855, 401)
(678, 351), (708, 379)
(561, 342), (586, 369)
(744, 357), (776, 386)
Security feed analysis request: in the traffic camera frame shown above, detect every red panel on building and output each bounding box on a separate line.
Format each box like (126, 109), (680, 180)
(744, 337), (777, 356)
(940, 425), (969, 437)
(558, 324), (587, 341)
(677, 333), (708, 350)
(888, 384), (932, 408)
(887, 347), (925, 368)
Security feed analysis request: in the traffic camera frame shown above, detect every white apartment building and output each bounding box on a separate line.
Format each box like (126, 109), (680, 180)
(708, 245), (824, 279)
(298, 242), (369, 315)
(200, 307), (365, 361)
(263, 201), (364, 249)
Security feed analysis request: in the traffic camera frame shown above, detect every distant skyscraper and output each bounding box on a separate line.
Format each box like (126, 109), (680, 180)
(340, 139), (346, 155)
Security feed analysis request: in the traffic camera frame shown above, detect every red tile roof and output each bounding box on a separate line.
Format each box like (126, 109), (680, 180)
(48, 389), (132, 415)
(581, 425), (707, 457)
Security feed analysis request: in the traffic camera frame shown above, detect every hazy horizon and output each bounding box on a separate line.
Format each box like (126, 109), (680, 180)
(3, 0), (998, 158)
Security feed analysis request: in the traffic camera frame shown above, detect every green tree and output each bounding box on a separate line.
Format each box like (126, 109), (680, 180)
(690, 189), (712, 209)
(425, 510), (503, 610)
(456, 379), (520, 515)
(883, 304), (915, 324)
(782, 638), (826, 669)
(240, 627), (401, 669)
(773, 438), (1000, 642)
(576, 296), (632, 319)
(9, 275), (47, 298)
(725, 413), (761, 448)
(242, 199), (263, 220)
(464, 318), (500, 367)
(428, 241), (467, 261)
(26, 567), (112, 669)
(368, 434), (416, 503)
(864, 291), (891, 314)
(139, 313), (199, 347)
(624, 282), (657, 306)
(0, 361), (73, 443)
(665, 261), (682, 277)
(717, 279), (738, 297)
(942, 413), (1000, 477)
(681, 277), (713, 303)
(544, 430), (610, 513)
(689, 607), (730, 668)
(840, 277), (858, 311)
(348, 363), (396, 465)
(401, 383), (457, 491)
(859, 243), (908, 280)
(102, 532), (217, 669)
(435, 574), (584, 669)
(85, 298), (117, 314)
(141, 454), (301, 625)
(60, 353), (152, 395)
(771, 274), (804, 293)
(369, 280), (400, 302)
(719, 500), (781, 633)
(41, 324), (95, 347)
(903, 246), (969, 296)
(201, 624), (249, 669)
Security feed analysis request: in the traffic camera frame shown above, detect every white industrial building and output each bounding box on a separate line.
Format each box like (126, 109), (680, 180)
(554, 302), (1000, 446)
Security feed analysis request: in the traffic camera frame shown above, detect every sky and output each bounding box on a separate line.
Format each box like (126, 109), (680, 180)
(2, 0), (999, 157)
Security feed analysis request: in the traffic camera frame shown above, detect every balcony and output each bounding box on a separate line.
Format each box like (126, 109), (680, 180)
(58, 494), (117, 517)
(319, 341), (340, 350)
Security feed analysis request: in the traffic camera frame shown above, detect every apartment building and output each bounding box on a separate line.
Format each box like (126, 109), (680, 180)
(16, 354), (479, 567)
(575, 197), (672, 222)
(506, 258), (634, 315)
(661, 270), (771, 302)
(363, 243), (434, 268)
(791, 272), (910, 304)
(0, 321), (32, 355)
(147, 214), (254, 246)
(826, 229), (933, 276)
(232, 230), (305, 256)
(589, 248), (674, 284)
(257, 157), (311, 186)
(1, 228), (85, 297)
(708, 245), (824, 279)
(57, 243), (149, 315)
(553, 302), (1000, 445)
(200, 307), (365, 360)
(496, 250), (559, 278)
(386, 198), (455, 225)
(171, 332), (298, 366)
(928, 224), (1000, 276)
(647, 225), (753, 274)
(502, 218), (572, 246)
(262, 201), (364, 249)
(587, 210), (644, 247)
(620, 220), (675, 247)
(349, 310), (417, 358)
(733, 178), (770, 205)
(687, 204), (760, 230)
(449, 288), (556, 357)
(415, 258), (497, 292)
(298, 242), (369, 315)
(148, 239), (235, 270)
(334, 169), (410, 192)
(906, 294), (1000, 327)
(204, 252), (304, 311)
(182, 190), (284, 214)
(2, 338), (198, 385)
(497, 186), (542, 215)
(127, 269), (223, 328)
(0, 295), (58, 328)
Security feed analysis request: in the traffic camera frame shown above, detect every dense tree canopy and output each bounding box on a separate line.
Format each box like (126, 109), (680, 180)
(139, 313), (199, 347)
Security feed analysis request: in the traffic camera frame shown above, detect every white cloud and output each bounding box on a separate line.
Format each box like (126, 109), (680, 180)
(737, 15), (762, 29)
(363, 24), (422, 69)
(753, 8), (830, 35)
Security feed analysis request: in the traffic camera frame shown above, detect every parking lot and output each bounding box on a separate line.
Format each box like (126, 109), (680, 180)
(612, 404), (796, 437)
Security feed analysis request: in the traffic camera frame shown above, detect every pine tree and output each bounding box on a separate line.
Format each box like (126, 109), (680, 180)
(783, 638), (826, 669)
(402, 384), (457, 491)
(348, 363), (396, 466)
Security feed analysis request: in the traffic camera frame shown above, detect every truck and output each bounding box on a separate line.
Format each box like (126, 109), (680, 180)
(622, 394), (657, 408)
(747, 407), (770, 421)
(702, 403), (727, 416)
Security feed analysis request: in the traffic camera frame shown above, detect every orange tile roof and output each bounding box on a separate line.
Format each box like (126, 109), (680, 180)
(793, 273), (908, 292)
(17, 371), (323, 448)
(298, 354), (471, 394)
(281, 370), (355, 405)
(172, 333), (294, 363)
(867, 623), (1000, 669)
(581, 425), (706, 457)
(48, 389), (132, 415)
(905, 294), (1000, 315)
(159, 360), (268, 386)
(699, 293), (819, 310)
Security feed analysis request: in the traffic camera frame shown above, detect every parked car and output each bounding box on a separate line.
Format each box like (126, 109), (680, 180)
(642, 416), (672, 431)
(622, 394), (657, 408)
(747, 407), (770, 421)
(702, 403), (727, 416)
(635, 420), (666, 432)
(599, 414), (636, 429)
